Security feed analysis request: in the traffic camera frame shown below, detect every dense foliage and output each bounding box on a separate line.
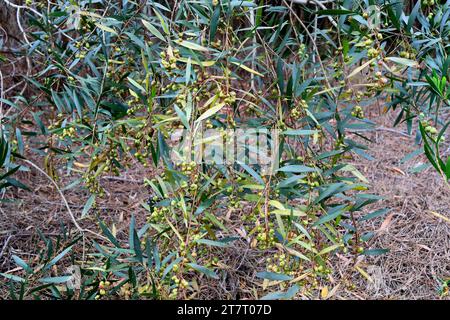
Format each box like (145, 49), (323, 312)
(0, 0), (449, 300)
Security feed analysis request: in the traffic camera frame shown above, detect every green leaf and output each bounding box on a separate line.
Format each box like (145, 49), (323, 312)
(174, 104), (190, 129)
(276, 58), (284, 93)
(12, 255), (32, 273)
(282, 129), (318, 136)
(0, 135), (8, 167)
(153, 9), (169, 35)
(141, 19), (166, 42)
(187, 263), (219, 279)
(260, 284), (299, 300)
(359, 208), (390, 221)
(386, 3), (400, 30)
(185, 57), (192, 85)
(277, 165), (318, 173)
(162, 257), (183, 279)
(195, 239), (229, 248)
(406, 0), (421, 33)
(128, 77), (146, 93)
(237, 161), (265, 185)
(363, 248), (389, 256)
(446, 157), (450, 179)
(39, 276), (72, 284)
(45, 245), (73, 270)
(98, 219), (121, 248)
(314, 205), (346, 226)
(0, 273), (26, 283)
(314, 183), (347, 204)
(82, 195), (96, 218)
(132, 228), (143, 262)
(256, 271), (292, 281)
(0, 166), (20, 181)
(129, 215), (143, 262)
(5, 178), (31, 191)
(210, 6), (221, 42)
(15, 128), (24, 154)
(317, 244), (340, 255)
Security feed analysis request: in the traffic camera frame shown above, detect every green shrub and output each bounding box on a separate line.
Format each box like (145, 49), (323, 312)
(1, 0), (448, 300)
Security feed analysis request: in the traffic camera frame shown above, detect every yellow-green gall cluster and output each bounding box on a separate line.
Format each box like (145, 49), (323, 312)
(421, 119), (444, 142)
(160, 47), (180, 74)
(126, 95), (142, 115)
(306, 172), (321, 188)
(399, 50), (415, 59)
(255, 224), (276, 250)
(298, 43), (306, 56)
(95, 280), (112, 299)
(266, 253), (297, 276)
(351, 105), (364, 119)
(61, 127), (76, 139)
(180, 161), (197, 175)
(290, 99), (308, 120)
(147, 205), (168, 223)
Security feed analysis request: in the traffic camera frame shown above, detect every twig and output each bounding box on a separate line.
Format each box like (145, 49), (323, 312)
(350, 126), (412, 138)
(23, 159), (84, 233)
(0, 70), (4, 124)
(287, 0), (338, 28)
(101, 176), (141, 183)
(283, 0), (334, 96)
(249, 6), (257, 92)
(0, 234), (12, 261)
(22, 160), (109, 242)
(2, 0), (44, 18)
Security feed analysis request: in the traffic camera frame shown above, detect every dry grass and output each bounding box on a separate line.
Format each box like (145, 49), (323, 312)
(334, 109), (450, 300)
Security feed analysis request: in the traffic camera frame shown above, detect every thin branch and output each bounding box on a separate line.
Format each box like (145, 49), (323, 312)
(22, 160), (109, 241)
(23, 159), (84, 233)
(2, 0), (44, 18)
(287, 0), (338, 28)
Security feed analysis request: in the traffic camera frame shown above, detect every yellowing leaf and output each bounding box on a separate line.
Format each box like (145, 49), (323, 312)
(290, 272), (311, 283)
(347, 58), (375, 79)
(111, 223), (117, 237)
(279, 245), (310, 261)
(428, 210), (450, 224)
(108, 59), (125, 65)
(81, 11), (102, 19)
(271, 209), (306, 217)
(317, 244), (340, 256)
(177, 57), (215, 67)
(179, 40), (208, 52)
(242, 184), (265, 190)
(355, 265), (373, 283)
(231, 61), (264, 77)
(95, 23), (117, 35)
(385, 57), (418, 67)
(269, 200), (285, 210)
(73, 161), (89, 168)
(321, 286), (329, 299)
(128, 77), (146, 93)
(196, 102), (225, 123)
(340, 164), (369, 183)
(153, 9), (169, 34)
